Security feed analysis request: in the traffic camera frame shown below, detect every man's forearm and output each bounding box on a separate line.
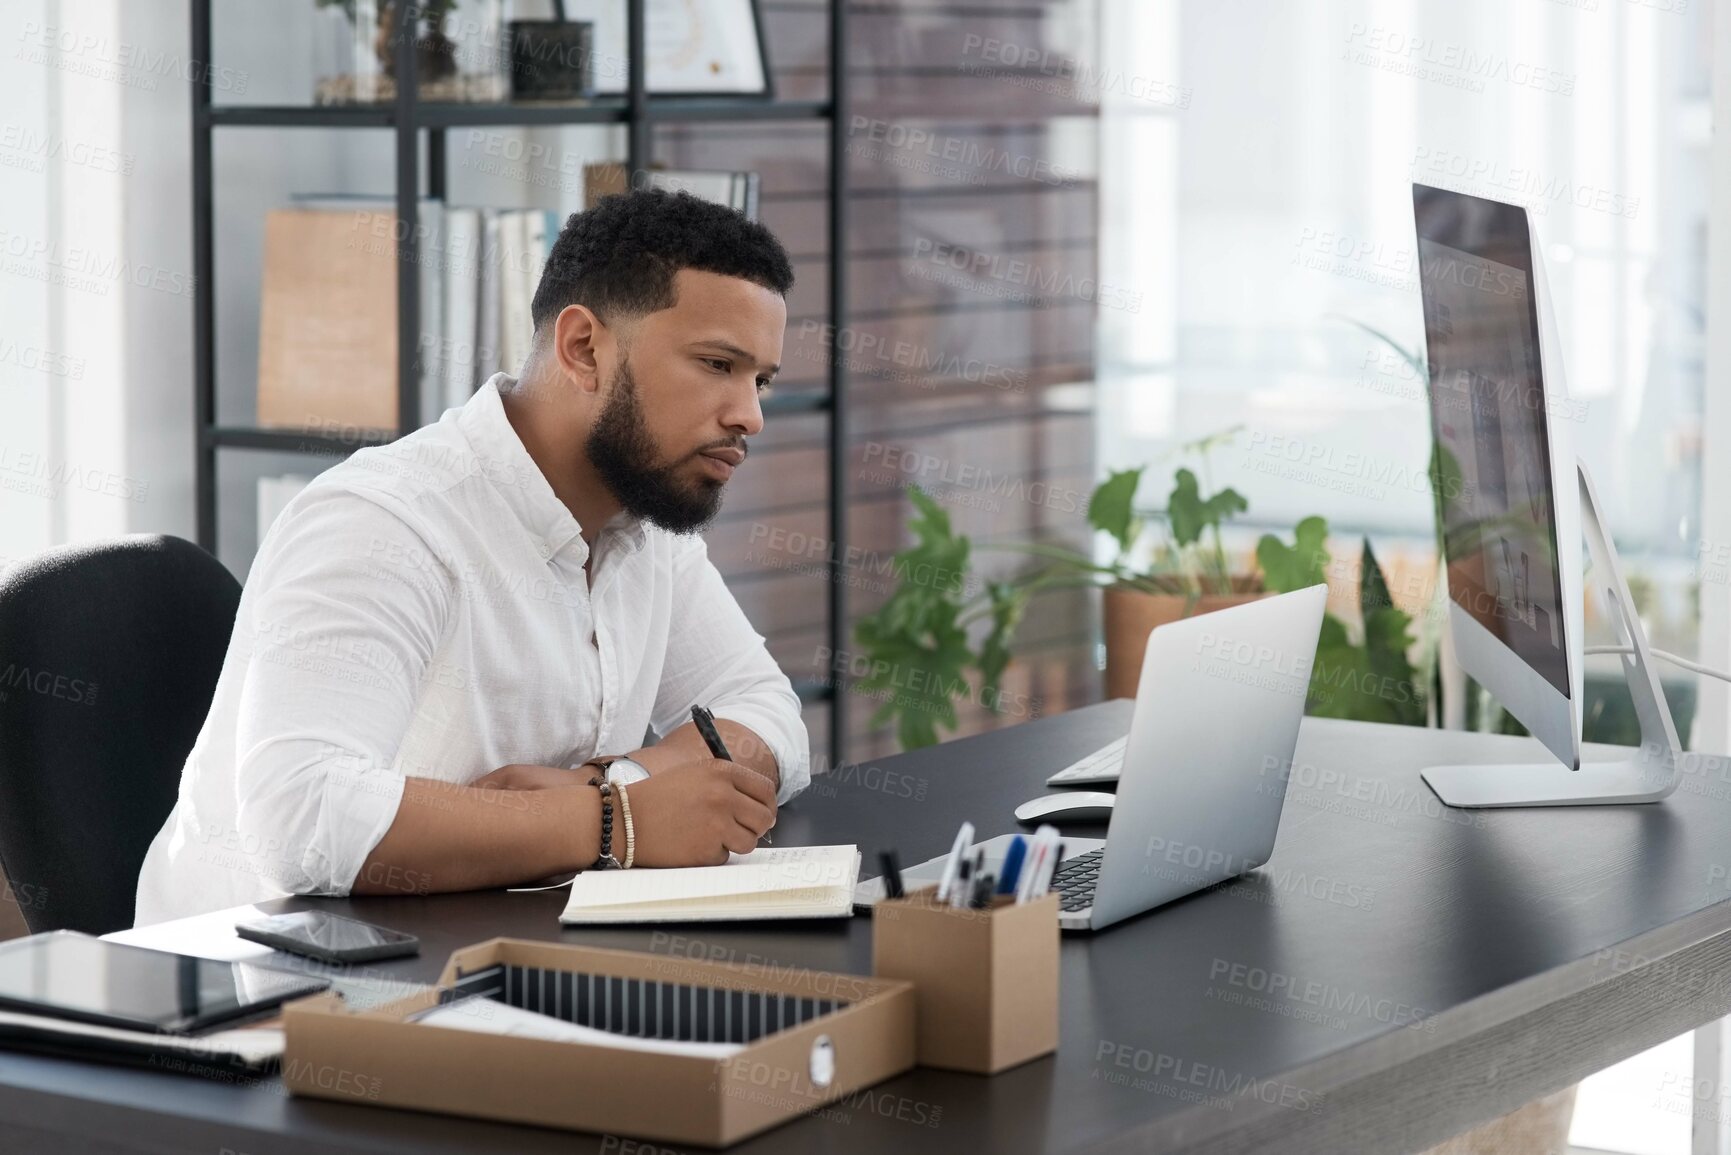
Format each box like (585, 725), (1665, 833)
(354, 775), (599, 895)
(628, 720), (780, 788)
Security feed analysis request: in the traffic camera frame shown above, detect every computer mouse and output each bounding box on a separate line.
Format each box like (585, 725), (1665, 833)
(1014, 791), (1117, 824)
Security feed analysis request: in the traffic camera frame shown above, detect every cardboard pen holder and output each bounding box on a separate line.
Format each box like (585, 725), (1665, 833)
(871, 886), (1059, 1074)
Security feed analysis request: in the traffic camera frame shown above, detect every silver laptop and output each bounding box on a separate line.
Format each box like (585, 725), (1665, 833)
(857, 584), (1328, 931)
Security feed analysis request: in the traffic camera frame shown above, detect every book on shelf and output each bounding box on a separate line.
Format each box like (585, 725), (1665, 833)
(476, 210), (503, 387)
(256, 205), (400, 434)
(498, 210), (530, 376)
(259, 196), (445, 434)
(441, 207), (482, 413)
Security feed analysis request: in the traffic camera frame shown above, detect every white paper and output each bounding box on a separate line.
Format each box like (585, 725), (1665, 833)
(413, 997), (742, 1060)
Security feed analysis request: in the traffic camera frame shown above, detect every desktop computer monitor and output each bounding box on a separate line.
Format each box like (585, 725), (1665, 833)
(1412, 183), (1584, 769)
(1412, 183), (1680, 807)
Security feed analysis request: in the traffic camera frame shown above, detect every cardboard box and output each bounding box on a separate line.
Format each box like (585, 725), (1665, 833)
(871, 887), (1059, 1074)
(281, 937), (916, 1147)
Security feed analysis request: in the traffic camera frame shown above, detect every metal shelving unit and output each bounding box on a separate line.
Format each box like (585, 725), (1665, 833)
(190, 0), (850, 764)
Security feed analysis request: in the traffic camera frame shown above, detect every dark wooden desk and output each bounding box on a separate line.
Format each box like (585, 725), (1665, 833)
(9, 701), (1731, 1154)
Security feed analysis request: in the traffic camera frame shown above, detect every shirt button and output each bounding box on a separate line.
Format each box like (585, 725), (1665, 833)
(537, 541), (551, 559)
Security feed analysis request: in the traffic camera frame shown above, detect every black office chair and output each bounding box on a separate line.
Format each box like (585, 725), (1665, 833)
(0, 535), (240, 935)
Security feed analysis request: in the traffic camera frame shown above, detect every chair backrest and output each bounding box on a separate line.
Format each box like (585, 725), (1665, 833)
(0, 535), (240, 935)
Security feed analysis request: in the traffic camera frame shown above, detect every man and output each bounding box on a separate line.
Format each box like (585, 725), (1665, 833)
(135, 189), (808, 925)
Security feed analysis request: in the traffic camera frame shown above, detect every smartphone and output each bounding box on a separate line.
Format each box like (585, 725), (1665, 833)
(235, 911), (419, 965)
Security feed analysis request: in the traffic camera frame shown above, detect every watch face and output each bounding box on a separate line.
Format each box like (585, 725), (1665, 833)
(609, 760), (651, 786)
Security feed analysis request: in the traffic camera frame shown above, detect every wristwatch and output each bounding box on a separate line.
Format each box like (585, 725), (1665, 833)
(580, 754), (651, 787)
(607, 757), (651, 787)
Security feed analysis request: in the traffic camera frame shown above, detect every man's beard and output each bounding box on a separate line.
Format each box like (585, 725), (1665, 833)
(586, 357), (734, 534)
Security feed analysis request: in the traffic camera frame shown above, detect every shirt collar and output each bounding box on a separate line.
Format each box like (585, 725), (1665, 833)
(459, 374), (645, 560)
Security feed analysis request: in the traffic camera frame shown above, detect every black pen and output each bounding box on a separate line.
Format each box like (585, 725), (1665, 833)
(691, 704), (733, 761)
(694, 704), (770, 844)
(879, 849), (905, 900)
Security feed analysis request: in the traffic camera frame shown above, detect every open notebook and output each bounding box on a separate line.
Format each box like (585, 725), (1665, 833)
(558, 845), (860, 924)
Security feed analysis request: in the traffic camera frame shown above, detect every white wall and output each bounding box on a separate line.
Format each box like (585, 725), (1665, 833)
(0, 0), (197, 560)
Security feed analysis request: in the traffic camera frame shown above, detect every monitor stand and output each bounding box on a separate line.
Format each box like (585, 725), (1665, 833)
(1420, 462), (1683, 808)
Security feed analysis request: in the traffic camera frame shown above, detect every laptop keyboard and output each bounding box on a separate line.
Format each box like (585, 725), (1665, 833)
(1047, 737), (1127, 785)
(1050, 849), (1105, 911)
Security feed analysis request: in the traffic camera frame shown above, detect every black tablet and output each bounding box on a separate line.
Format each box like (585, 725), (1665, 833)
(0, 931), (330, 1035)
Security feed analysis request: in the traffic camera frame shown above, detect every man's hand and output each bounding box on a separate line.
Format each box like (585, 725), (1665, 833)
(473, 763), (590, 791)
(627, 760), (776, 866)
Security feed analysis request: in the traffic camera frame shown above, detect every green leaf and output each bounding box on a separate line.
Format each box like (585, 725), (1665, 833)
(976, 581), (1029, 710)
(1256, 516), (1330, 593)
(1165, 469), (1202, 546)
(1167, 469), (1248, 548)
(1360, 537), (1394, 614)
(1295, 540), (1425, 726)
(1087, 468), (1143, 555)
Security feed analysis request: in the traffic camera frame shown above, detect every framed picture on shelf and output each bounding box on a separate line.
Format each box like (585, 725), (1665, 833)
(566, 0), (773, 98)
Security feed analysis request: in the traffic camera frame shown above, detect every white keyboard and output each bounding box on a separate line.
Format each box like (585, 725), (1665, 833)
(1046, 735), (1128, 786)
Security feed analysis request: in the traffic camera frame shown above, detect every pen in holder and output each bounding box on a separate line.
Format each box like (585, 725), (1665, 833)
(870, 885), (1059, 1074)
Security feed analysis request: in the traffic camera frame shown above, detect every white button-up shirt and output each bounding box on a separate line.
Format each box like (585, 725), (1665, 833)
(134, 376), (809, 926)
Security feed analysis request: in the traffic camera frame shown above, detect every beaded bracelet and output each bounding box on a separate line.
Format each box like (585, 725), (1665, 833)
(616, 781), (636, 869)
(592, 780), (622, 871)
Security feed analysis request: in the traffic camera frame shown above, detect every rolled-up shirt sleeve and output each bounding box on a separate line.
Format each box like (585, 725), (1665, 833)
(651, 536), (811, 803)
(232, 489), (453, 895)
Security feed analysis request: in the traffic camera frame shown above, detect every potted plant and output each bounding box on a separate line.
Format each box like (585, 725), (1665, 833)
(1078, 428), (1263, 697)
(852, 431), (1428, 748)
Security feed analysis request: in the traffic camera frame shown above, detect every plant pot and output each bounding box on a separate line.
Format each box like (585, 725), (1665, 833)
(1102, 580), (1268, 700)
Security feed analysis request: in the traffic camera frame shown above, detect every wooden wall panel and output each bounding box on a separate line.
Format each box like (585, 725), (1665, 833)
(673, 0), (1100, 761)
